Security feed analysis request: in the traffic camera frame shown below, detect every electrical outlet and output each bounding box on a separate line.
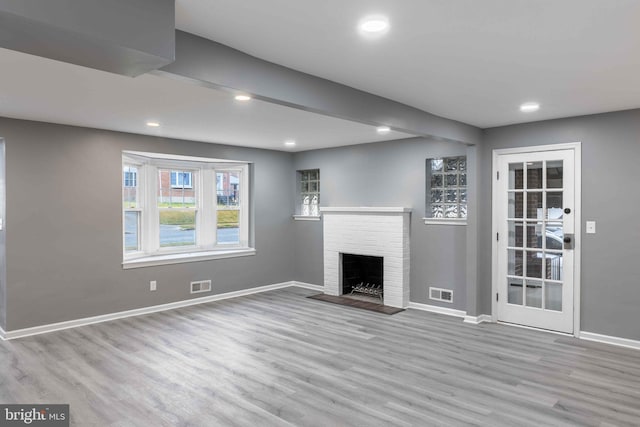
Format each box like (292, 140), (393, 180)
(150, 280), (157, 291)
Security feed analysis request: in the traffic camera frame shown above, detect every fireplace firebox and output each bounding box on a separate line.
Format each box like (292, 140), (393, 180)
(341, 253), (384, 301)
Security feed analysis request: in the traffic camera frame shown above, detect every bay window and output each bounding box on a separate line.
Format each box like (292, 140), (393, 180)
(122, 151), (253, 268)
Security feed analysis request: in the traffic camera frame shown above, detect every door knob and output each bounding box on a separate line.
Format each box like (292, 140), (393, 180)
(564, 208), (571, 214)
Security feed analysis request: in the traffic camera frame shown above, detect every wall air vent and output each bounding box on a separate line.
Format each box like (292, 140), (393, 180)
(190, 280), (212, 294)
(429, 287), (453, 303)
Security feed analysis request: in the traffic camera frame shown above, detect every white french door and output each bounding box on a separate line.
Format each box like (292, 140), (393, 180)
(494, 146), (579, 334)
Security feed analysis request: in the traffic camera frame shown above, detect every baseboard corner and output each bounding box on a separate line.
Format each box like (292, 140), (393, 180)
(290, 281), (324, 292)
(463, 314), (493, 325)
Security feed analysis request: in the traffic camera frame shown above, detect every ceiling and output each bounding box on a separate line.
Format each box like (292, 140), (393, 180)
(176, 0), (640, 128)
(0, 48), (412, 151)
(2, 1), (639, 151)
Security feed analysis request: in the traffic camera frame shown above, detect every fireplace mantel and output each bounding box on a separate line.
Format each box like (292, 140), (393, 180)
(320, 207), (411, 213)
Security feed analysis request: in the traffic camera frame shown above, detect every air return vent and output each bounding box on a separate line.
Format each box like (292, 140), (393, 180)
(190, 280), (212, 294)
(429, 287), (453, 303)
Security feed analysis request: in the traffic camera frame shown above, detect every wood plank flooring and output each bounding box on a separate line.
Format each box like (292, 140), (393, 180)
(1, 287), (639, 426)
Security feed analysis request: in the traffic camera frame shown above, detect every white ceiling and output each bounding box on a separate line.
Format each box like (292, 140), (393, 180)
(176, 0), (640, 128)
(0, 48), (412, 152)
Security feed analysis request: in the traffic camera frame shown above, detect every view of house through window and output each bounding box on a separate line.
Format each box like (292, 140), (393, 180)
(426, 156), (467, 219)
(122, 152), (250, 262)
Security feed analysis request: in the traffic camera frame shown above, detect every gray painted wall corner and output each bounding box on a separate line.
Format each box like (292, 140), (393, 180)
(0, 117), (296, 331)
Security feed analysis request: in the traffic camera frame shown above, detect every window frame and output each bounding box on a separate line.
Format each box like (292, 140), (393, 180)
(424, 156), (468, 225)
(294, 168), (321, 220)
(122, 151), (252, 268)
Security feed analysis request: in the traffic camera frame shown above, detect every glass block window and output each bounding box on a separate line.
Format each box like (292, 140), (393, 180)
(298, 169), (320, 216)
(427, 156), (467, 219)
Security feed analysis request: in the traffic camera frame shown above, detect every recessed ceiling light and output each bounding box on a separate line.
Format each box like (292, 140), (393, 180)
(284, 140), (296, 147)
(146, 121), (160, 127)
(377, 126), (391, 133)
(235, 94), (251, 101)
(359, 16), (389, 34)
(520, 102), (540, 113)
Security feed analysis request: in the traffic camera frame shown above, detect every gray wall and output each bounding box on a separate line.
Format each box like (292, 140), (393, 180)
(0, 117), (295, 331)
(293, 137), (470, 310)
(480, 109), (640, 340)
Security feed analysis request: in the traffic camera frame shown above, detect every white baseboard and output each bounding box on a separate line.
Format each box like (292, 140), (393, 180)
(1, 281), (313, 340)
(579, 331), (640, 351)
(290, 281), (324, 292)
(407, 301), (466, 318)
(463, 314), (493, 325)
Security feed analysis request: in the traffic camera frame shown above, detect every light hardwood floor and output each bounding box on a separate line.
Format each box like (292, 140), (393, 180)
(1, 287), (639, 426)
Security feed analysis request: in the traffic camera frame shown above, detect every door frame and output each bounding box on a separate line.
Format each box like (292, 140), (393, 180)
(491, 142), (582, 337)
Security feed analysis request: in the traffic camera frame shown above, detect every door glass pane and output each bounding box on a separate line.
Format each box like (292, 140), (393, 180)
(546, 253), (563, 281)
(526, 223), (543, 249)
(124, 211), (140, 252)
(547, 192), (563, 219)
(546, 160), (563, 189)
(508, 278), (523, 305)
(525, 251), (543, 278)
(508, 250), (523, 276)
(508, 221), (523, 247)
(545, 282), (562, 311)
(527, 192), (543, 219)
(546, 223), (564, 250)
(508, 192), (523, 218)
(526, 280), (543, 308)
(159, 210), (196, 247)
(509, 163), (524, 189)
(527, 162), (543, 189)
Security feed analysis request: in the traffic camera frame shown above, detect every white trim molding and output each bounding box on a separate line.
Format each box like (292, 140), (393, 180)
(407, 302), (466, 318)
(580, 331), (640, 351)
(292, 215), (321, 221)
(290, 281), (324, 291)
(122, 248), (256, 269)
(423, 218), (467, 226)
(463, 314), (493, 325)
(0, 281), (322, 340)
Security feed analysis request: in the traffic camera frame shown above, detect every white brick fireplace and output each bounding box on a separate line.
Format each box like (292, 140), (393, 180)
(320, 207), (411, 308)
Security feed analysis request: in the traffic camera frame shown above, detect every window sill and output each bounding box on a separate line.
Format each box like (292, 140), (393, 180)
(122, 248), (256, 269)
(292, 215), (321, 221)
(423, 218), (467, 226)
